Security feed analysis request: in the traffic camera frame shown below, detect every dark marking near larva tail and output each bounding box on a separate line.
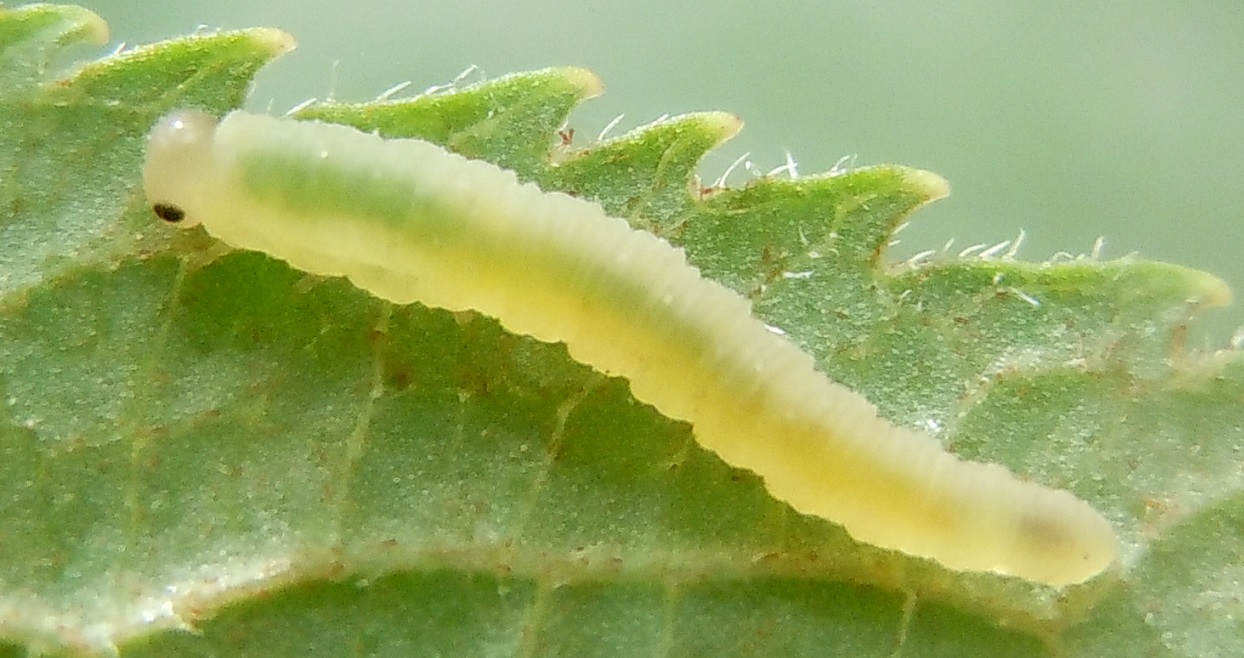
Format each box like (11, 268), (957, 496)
(1016, 505), (1099, 570)
(152, 203), (186, 223)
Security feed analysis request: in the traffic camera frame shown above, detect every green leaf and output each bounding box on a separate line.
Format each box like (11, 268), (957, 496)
(1, 4), (1240, 657)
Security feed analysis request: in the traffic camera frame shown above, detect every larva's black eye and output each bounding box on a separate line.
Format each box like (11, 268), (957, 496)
(152, 202), (186, 223)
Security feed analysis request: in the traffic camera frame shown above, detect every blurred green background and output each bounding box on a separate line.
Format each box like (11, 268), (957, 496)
(82, 0), (1244, 344)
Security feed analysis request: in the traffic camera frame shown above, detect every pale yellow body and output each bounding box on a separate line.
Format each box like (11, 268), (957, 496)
(143, 109), (1117, 586)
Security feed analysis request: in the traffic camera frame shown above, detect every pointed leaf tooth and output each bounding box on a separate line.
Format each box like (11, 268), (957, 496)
(65, 28), (294, 111)
(0, 4), (108, 92)
(295, 67), (604, 172)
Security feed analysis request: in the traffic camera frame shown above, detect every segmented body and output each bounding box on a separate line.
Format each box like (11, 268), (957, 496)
(143, 109), (1117, 586)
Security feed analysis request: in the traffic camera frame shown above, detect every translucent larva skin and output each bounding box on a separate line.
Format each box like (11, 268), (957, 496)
(143, 109), (1118, 586)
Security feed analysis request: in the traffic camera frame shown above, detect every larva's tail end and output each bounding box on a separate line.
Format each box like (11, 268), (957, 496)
(1007, 492), (1119, 587)
(143, 110), (222, 228)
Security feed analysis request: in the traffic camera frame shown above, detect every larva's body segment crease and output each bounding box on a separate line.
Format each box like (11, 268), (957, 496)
(143, 109), (1118, 587)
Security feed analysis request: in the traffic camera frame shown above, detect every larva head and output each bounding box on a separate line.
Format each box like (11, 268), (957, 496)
(143, 110), (221, 228)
